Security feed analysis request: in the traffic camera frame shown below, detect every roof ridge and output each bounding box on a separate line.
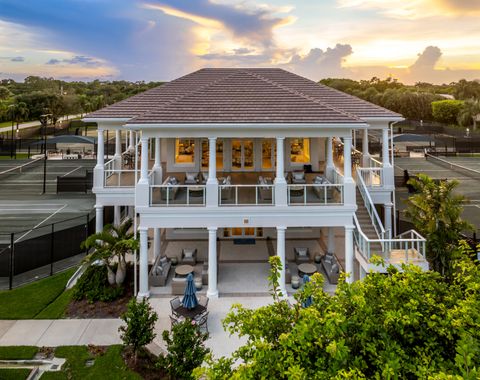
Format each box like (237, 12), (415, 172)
(246, 70), (363, 122)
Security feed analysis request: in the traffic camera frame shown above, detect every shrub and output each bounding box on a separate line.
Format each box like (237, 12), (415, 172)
(119, 298), (158, 363)
(159, 319), (210, 380)
(432, 99), (465, 124)
(72, 265), (123, 303)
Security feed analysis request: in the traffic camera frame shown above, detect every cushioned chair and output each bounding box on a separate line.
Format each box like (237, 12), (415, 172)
(180, 248), (197, 265)
(295, 247), (311, 265)
(148, 255), (171, 287)
(161, 176), (179, 201)
(321, 252), (340, 284)
(171, 277), (187, 295)
(184, 172), (198, 185)
(220, 176), (233, 201)
(258, 176), (273, 201)
(291, 171), (306, 184)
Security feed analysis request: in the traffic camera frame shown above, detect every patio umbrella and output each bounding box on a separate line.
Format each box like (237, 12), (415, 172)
(301, 275), (313, 308)
(182, 273), (198, 310)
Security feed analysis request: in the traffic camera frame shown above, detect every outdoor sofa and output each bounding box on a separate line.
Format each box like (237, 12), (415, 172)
(148, 255), (171, 287)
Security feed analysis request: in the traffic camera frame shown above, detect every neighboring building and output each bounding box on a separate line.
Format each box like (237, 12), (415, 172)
(85, 68), (427, 298)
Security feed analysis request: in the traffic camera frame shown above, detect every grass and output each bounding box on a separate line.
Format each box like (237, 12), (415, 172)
(35, 288), (74, 319)
(0, 268), (76, 319)
(41, 346), (142, 380)
(0, 346), (38, 360)
(0, 153), (30, 160)
(0, 369), (31, 380)
(0, 121), (14, 128)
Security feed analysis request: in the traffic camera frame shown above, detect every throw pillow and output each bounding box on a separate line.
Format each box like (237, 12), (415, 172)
(184, 249), (194, 259)
(297, 248), (308, 257)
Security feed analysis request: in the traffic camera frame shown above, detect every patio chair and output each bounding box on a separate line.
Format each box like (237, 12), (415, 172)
(198, 295), (209, 308)
(194, 311), (209, 333)
(180, 248), (197, 265)
(160, 176), (179, 201)
(184, 172), (198, 185)
(148, 255), (171, 287)
(291, 171), (306, 184)
(170, 315), (182, 328)
(295, 247), (311, 265)
(170, 297), (182, 317)
(171, 277), (187, 295)
(258, 176), (273, 201)
(220, 176), (233, 201)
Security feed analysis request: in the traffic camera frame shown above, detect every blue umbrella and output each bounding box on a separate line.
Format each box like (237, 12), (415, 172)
(182, 273), (198, 310)
(301, 275), (313, 308)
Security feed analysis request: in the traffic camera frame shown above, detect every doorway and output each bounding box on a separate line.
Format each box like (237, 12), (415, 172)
(231, 140), (254, 171)
(223, 227), (263, 238)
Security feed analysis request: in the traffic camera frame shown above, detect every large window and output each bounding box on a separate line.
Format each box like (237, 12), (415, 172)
(290, 138), (310, 163)
(201, 139), (223, 170)
(262, 139), (275, 170)
(175, 139), (195, 164)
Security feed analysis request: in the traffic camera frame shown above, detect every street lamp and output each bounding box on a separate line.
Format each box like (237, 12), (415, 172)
(39, 113), (52, 194)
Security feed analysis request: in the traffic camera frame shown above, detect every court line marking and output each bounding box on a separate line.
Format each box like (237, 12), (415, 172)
(14, 204), (67, 243)
(61, 166), (82, 177)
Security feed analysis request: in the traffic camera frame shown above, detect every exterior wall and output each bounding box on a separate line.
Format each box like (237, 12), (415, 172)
(166, 227), (322, 240)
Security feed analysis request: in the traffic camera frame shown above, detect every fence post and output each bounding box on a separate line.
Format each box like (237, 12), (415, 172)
(50, 223), (54, 276)
(9, 233), (14, 290)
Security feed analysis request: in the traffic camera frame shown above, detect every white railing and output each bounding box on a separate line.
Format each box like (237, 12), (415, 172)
(358, 167), (383, 187)
(353, 215), (426, 265)
(367, 156), (383, 168)
(150, 185), (206, 206)
(356, 169), (388, 241)
(331, 167), (344, 184)
(219, 184), (274, 206)
(287, 184), (344, 206)
(104, 158), (136, 187)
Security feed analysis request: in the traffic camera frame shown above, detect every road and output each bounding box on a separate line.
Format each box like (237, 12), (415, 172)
(0, 114), (83, 134)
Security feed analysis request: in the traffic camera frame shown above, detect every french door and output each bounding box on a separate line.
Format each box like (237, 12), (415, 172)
(224, 228), (263, 238)
(231, 140), (254, 171)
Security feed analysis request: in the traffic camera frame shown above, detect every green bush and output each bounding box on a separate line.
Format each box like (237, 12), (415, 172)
(73, 265), (123, 303)
(432, 99), (465, 124)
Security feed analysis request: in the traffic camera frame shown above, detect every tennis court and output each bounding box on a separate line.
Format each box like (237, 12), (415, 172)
(395, 155), (480, 235)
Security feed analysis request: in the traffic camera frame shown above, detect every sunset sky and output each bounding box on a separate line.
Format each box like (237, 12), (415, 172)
(1, 0), (479, 84)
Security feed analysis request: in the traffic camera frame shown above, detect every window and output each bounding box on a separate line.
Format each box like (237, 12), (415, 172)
(262, 139), (275, 169)
(201, 139), (223, 170)
(290, 138), (310, 163)
(175, 139), (195, 164)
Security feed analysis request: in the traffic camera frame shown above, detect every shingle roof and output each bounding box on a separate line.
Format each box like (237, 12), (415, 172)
(86, 68), (401, 124)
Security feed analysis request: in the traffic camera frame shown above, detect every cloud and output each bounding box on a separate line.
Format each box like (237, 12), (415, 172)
(410, 46), (442, 72)
(0, 55), (25, 62)
(45, 58), (61, 65)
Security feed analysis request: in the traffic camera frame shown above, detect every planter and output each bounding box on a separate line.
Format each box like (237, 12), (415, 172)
(291, 276), (300, 289)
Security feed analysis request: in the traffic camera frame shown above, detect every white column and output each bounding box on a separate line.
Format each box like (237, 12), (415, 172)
(384, 203), (393, 238)
(274, 137), (287, 206)
(207, 137), (217, 184)
(327, 227), (335, 254)
(129, 130), (134, 149)
(152, 137), (162, 185)
(276, 226), (287, 296)
(362, 129), (370, 167)
(138, 227), (150, 298)
(343, 135), (355, 205)
(93, 128), (105, 189)
(207, 227), (218, 298)
(114, 205), (121, 226)
(139, 136), (149, 184)
(326, 137), (334, 179)
(95, 205), (103, 234)
(115, 130), (122, 157)
(382, 128), (390, 167)
(345, 225), (354, 283)
(153, 228), (161, 260)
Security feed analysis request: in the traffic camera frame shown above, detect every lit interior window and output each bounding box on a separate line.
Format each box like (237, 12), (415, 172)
(201, 140), (223, 170)
(290, 138), (310, 163)
(175, 139), (195, 164)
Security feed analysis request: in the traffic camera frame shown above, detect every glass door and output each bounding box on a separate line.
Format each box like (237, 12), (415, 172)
(231, 140), (254, 171)
(225, 228), (259, 238)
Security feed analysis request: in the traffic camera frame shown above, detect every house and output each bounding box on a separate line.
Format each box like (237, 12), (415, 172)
(84, 68), (427, 298)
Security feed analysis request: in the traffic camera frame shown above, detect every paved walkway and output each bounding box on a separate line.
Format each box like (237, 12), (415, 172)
(0, 296), (277, 358)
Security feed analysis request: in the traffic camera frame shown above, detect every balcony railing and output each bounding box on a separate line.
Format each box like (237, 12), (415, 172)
(357, 167), (383, 187)
(104, 158), (136, 187)
(219, 184), (274, 206)
(150, 185), (206, 206)
(287, 184), (344, 206)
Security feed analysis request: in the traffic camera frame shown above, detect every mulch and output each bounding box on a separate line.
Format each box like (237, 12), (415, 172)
(123, 347), (167, 380)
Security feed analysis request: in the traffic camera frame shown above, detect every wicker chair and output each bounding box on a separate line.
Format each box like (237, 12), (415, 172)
(198, 295), (209, 308)
(170, 297), (182, 317)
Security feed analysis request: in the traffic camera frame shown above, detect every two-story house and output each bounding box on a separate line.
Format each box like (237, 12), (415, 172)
(85, 68), (427, 298)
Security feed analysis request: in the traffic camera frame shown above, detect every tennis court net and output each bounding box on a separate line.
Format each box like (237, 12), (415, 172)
(0, 157), (43, 177)
(425, 153), (480, 180)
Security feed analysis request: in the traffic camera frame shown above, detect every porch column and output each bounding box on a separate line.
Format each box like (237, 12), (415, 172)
(327, 227), (335, 254)
(381, 127), (394, 188)
(206, 137), (218, 207)
(152, 137), (163, 185)
(95, 204), (103, 233)
(153, 228), (161, 260)
(129, 130), (134, 149)
(274, 137), (287, 206)
(384, 202), (393, 238)
(326, 137), (334, 180)
(345, 224), (354, 283)
(138, 227), (150, 298)
(276, 226), (287, 296)
(93, 128), (105, 190)
(114, 130), (122, 170)
(382, 128), (390, 167)
(139, 136), (149, 183)
(135, 136), (150, 207)
(362, 129), (370, 167)
(343, 135), (355, 205)
(207, 227), (218, 298)
(114, 205), (121, 226)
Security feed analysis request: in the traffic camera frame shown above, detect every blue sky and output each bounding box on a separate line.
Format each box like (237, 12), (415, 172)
(1, 0), (479, 83)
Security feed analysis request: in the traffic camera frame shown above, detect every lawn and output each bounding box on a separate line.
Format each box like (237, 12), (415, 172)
(0, 153), (30, 160)
(0, 346), (38, 360)
(0, 268), (76, 319)
(0, 369), (31, 380)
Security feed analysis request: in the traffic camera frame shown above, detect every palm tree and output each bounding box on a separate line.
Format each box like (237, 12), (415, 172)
(457, 99), (480, 129)
(81, 218), (138, 285)
(14, 102), (29, 129)
(405, 174), (473, 276)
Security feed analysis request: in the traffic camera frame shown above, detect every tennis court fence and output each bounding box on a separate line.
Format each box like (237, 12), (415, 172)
(0, 207), (114, 290)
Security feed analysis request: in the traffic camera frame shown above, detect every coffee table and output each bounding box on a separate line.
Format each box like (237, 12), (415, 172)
(298, 263), (317, 277)
(175, 264), (194, 277)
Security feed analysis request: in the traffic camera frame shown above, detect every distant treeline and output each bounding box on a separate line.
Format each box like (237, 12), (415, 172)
(0, 76), (163, 125)
(320, 77), (480, 126)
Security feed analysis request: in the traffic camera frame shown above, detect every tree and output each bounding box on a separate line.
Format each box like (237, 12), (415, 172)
(119, 297), (158, 364)
(432, 99), (465, 124)
(13, 102), (29, 128)
(0, 86), (12, 100)
(197, 250), (480, 379)
(159, 319), (210, 380)
(405, 174), (473, 276)
(457, 99), (480, 129)
(81, 218), (138, 285)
